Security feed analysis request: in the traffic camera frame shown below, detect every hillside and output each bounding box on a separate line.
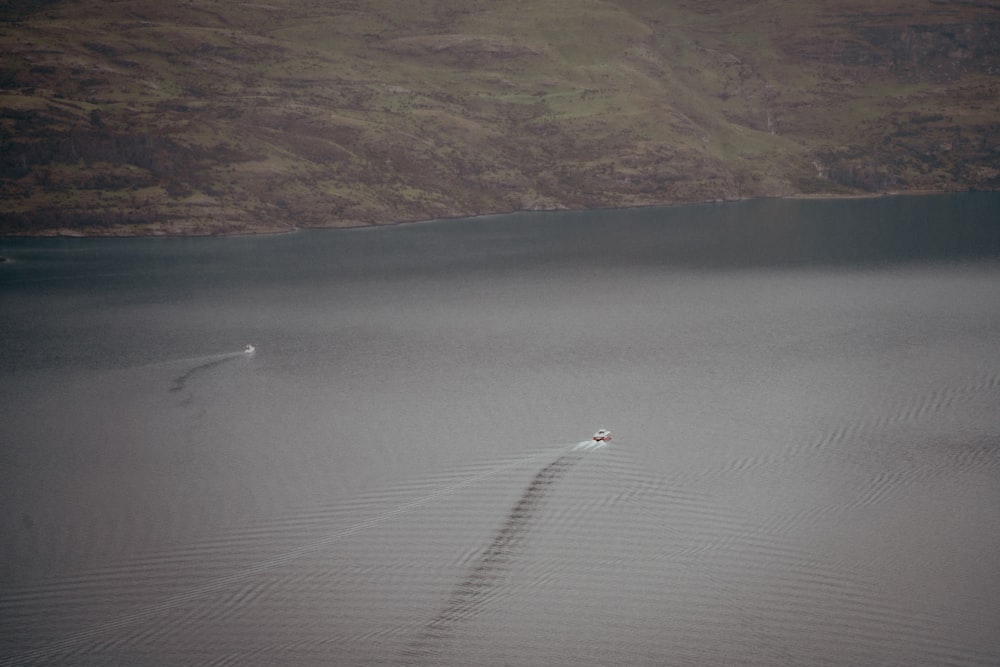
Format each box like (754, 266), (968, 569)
(2, 0), (998, 235)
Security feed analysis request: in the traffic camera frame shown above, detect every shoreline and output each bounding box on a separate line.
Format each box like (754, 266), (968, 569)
(0, 188), (985, 240)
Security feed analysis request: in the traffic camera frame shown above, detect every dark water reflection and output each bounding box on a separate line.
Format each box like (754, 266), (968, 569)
(1, 193), (999, 666)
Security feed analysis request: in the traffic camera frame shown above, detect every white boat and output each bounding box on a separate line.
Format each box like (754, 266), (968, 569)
(244, 344), (256, 354)
(592, 429), (612, 442)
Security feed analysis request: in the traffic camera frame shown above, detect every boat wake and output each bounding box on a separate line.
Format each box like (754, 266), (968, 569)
(0, 441), (584, 666)
(403, 441), (605, 663)
(168, 349), (251, 393)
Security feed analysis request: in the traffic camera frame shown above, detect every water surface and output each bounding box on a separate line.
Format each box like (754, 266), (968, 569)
(2, 193), (999, 665)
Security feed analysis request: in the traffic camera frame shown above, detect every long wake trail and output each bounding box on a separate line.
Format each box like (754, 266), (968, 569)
(169, 352), (245, 393)
(402, 441), (605, 664)
(0, 443), (576, 666)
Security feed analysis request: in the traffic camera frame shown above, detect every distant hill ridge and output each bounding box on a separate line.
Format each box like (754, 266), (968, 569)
(1, 0), (998, 235)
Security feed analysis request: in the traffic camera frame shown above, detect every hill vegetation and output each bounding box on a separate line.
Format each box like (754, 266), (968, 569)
(1, 0), (998, 235)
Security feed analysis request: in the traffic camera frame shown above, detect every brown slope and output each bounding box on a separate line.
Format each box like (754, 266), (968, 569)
(1, 0), (997, 235)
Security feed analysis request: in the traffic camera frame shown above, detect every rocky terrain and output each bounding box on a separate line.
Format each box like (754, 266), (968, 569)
(1, 0), (998, 235)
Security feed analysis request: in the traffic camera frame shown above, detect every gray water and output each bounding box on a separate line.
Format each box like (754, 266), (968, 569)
(2, 193), (999, 666)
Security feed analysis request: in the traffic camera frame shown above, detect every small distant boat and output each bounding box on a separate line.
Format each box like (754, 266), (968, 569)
(244, 344), (256, 354)
(592, 429), (612, 442)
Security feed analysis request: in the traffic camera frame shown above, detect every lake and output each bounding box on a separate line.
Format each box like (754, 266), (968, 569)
(2, 193), (999, 666)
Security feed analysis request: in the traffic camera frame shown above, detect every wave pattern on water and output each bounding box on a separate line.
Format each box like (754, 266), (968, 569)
(688, 370), (1000, 493)
(4, 418), (997, 666)
(805, 371), (1000, 453)
(401, 442), (603, 664)
(168, 352), (246, 393)
(591, 449), (996, 667)
(0, 443), (576, 666)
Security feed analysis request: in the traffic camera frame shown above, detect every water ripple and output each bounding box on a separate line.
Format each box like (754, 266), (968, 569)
(402, 444), (603, 664)
(0, 443), (576, 666)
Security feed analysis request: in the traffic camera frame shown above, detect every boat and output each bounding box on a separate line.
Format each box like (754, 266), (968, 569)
(244, 344), (256, 354)
(592, 429), (612, 442)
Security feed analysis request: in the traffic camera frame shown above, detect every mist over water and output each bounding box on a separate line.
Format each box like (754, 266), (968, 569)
(2, 193), (999, 666)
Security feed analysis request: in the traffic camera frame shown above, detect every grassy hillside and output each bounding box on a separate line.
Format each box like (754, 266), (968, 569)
(2, 0), (998, 235)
